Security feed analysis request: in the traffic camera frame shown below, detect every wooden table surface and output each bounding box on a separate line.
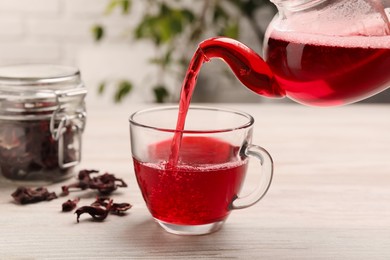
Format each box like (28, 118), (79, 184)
(1, 103), (389, 259)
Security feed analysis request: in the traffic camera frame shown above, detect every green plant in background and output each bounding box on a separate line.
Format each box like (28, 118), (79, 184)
(93, 0), (276, 103)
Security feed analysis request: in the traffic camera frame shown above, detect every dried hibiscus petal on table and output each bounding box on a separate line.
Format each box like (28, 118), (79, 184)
(10, 169), (132, 224)
(110, 202), (133, 215)
(61, 169), (98, 195)
(89, 173), (128, 194)
(62, 197), (80, 212)
(62, 169), (127, 195)
(11, 186), (58, 204)
(75, 200), (112, 222)
(91, 196), (132, 215)
(75, 196), (132, 223)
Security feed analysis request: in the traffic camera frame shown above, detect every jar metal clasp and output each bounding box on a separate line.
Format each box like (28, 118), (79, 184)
(50, 91), (86, 169)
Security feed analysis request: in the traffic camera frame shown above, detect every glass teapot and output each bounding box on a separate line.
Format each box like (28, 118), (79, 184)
(197, 0), (390, 106)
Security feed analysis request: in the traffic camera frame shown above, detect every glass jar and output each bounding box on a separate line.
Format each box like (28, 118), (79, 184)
(0, 64), (87, 183)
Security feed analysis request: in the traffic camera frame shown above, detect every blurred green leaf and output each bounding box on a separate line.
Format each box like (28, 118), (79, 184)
(241, 0), (270, 16)
(153, 85), (169, 103)
(220, 21), (239, 39)
(134, 15), (161, 45)
(98, 81), (106, 94)
(114, 80), (133, 103)
(106, 0), (132, 15)
(213, 4), (229, 23)
(189, 26), (202, 41)
(91, 24), (104, 41)
(178, 57), (189, 67)
(226, 0), (275, 17)
(134, 3), (195, 46)
(122, 0), (131, 14)
(149, 49), (173, 68)
(181, 9), (195, 23)
(106, 0), (117, 14)
(160, 3), (170, 15)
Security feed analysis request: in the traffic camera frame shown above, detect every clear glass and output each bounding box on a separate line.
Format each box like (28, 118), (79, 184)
(129, 106), (273, 235)
(0, 64), (87, 183)
(270, 0), (327, 12)
(268, 0), (390, 35)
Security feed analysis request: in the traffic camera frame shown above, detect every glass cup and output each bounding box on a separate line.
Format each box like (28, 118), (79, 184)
(129, 106), (273, 235)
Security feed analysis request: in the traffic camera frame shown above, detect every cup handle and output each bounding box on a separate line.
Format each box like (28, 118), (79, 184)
(230, 144), (274, 210)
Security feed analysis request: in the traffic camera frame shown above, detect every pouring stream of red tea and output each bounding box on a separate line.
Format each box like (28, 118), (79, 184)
(166, 37), (283, 168)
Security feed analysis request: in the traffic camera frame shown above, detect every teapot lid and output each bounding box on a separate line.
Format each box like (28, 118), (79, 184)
(271, 0), (327, 11)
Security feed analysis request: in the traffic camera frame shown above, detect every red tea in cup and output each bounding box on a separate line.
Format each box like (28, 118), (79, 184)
(130, 106), (273, 235)
(133, 136), (248, 225)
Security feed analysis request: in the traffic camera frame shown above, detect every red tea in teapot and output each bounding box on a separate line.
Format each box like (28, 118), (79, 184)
(265, 32), (390, 106)
(168, 34), (390, 166)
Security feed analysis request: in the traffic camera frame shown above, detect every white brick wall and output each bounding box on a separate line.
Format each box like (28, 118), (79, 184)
(0, 0), (59, 14)
(0, 0), (150, 106)
(65, 0), (110, 17)
(0, 0), (388, 104)
(0, 15), (24, 38)
(0, 42), (60, 61)
(0, 0), (132, 66)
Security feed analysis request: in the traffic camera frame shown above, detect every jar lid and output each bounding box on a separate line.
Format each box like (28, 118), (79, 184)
(0, 64), (87, 119)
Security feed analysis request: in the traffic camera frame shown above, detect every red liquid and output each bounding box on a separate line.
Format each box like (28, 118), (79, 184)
(265, 34), (390, 106)
(167, 48), (206, 167)
(169, 37), (281, 167)
(170, 35), (390, 164)
(134, 136), (247, 225)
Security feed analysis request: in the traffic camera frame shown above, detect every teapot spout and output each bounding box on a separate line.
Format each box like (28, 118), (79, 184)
(199, 37), (285, 98)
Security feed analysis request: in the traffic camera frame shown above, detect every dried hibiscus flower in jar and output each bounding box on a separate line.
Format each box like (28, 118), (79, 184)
(0, 120), (77, 181)
(0, 64), (87, 182)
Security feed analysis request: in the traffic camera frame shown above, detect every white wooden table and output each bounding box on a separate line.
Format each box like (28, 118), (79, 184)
(1, 103), (389, 259)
